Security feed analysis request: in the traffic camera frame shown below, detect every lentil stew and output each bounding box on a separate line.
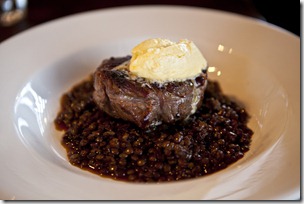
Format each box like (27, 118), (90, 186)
(55, 75), (253, 182)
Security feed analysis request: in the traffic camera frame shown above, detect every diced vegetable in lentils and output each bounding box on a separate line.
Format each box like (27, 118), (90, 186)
(55, 75), (253, 182)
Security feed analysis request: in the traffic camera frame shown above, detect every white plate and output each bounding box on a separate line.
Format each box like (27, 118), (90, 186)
(0, 6), (300, 200)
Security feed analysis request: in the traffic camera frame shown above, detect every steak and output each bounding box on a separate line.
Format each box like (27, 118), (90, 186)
(93, 56), (208, 129)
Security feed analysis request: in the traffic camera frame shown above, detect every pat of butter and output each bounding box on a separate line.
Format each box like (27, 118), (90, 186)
(129, 38), (207, 83)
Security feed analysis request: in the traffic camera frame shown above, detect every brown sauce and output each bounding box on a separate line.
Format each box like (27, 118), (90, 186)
(55, 75), (253, 182)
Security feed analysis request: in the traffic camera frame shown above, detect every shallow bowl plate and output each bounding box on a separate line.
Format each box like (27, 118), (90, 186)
(0, 6), (300, 200)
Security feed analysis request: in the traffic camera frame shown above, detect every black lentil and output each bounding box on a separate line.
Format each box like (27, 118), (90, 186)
(55, 75), (253, 182)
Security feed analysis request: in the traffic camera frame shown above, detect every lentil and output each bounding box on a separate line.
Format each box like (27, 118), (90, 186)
(54, 75), (253, 182)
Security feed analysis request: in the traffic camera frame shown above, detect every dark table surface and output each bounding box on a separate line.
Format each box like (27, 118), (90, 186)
(0, 0), (300, 43)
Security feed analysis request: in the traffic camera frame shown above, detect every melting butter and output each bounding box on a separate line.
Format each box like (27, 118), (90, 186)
(129, 38), (207, 83)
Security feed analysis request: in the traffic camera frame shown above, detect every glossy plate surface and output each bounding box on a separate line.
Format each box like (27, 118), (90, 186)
(0, 6), (300, 200)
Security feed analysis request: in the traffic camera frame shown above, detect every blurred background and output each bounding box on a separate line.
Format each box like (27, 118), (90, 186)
(0, 0), (300, 43)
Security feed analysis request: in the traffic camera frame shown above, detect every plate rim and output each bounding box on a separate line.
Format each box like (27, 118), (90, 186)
(0, 5), (300, 47)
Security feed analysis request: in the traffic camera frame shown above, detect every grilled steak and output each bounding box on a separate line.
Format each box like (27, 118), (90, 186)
(93, 56), (208, 129)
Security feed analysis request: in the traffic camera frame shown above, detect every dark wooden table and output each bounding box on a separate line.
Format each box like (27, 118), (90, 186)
(0, 0), (299, 43)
